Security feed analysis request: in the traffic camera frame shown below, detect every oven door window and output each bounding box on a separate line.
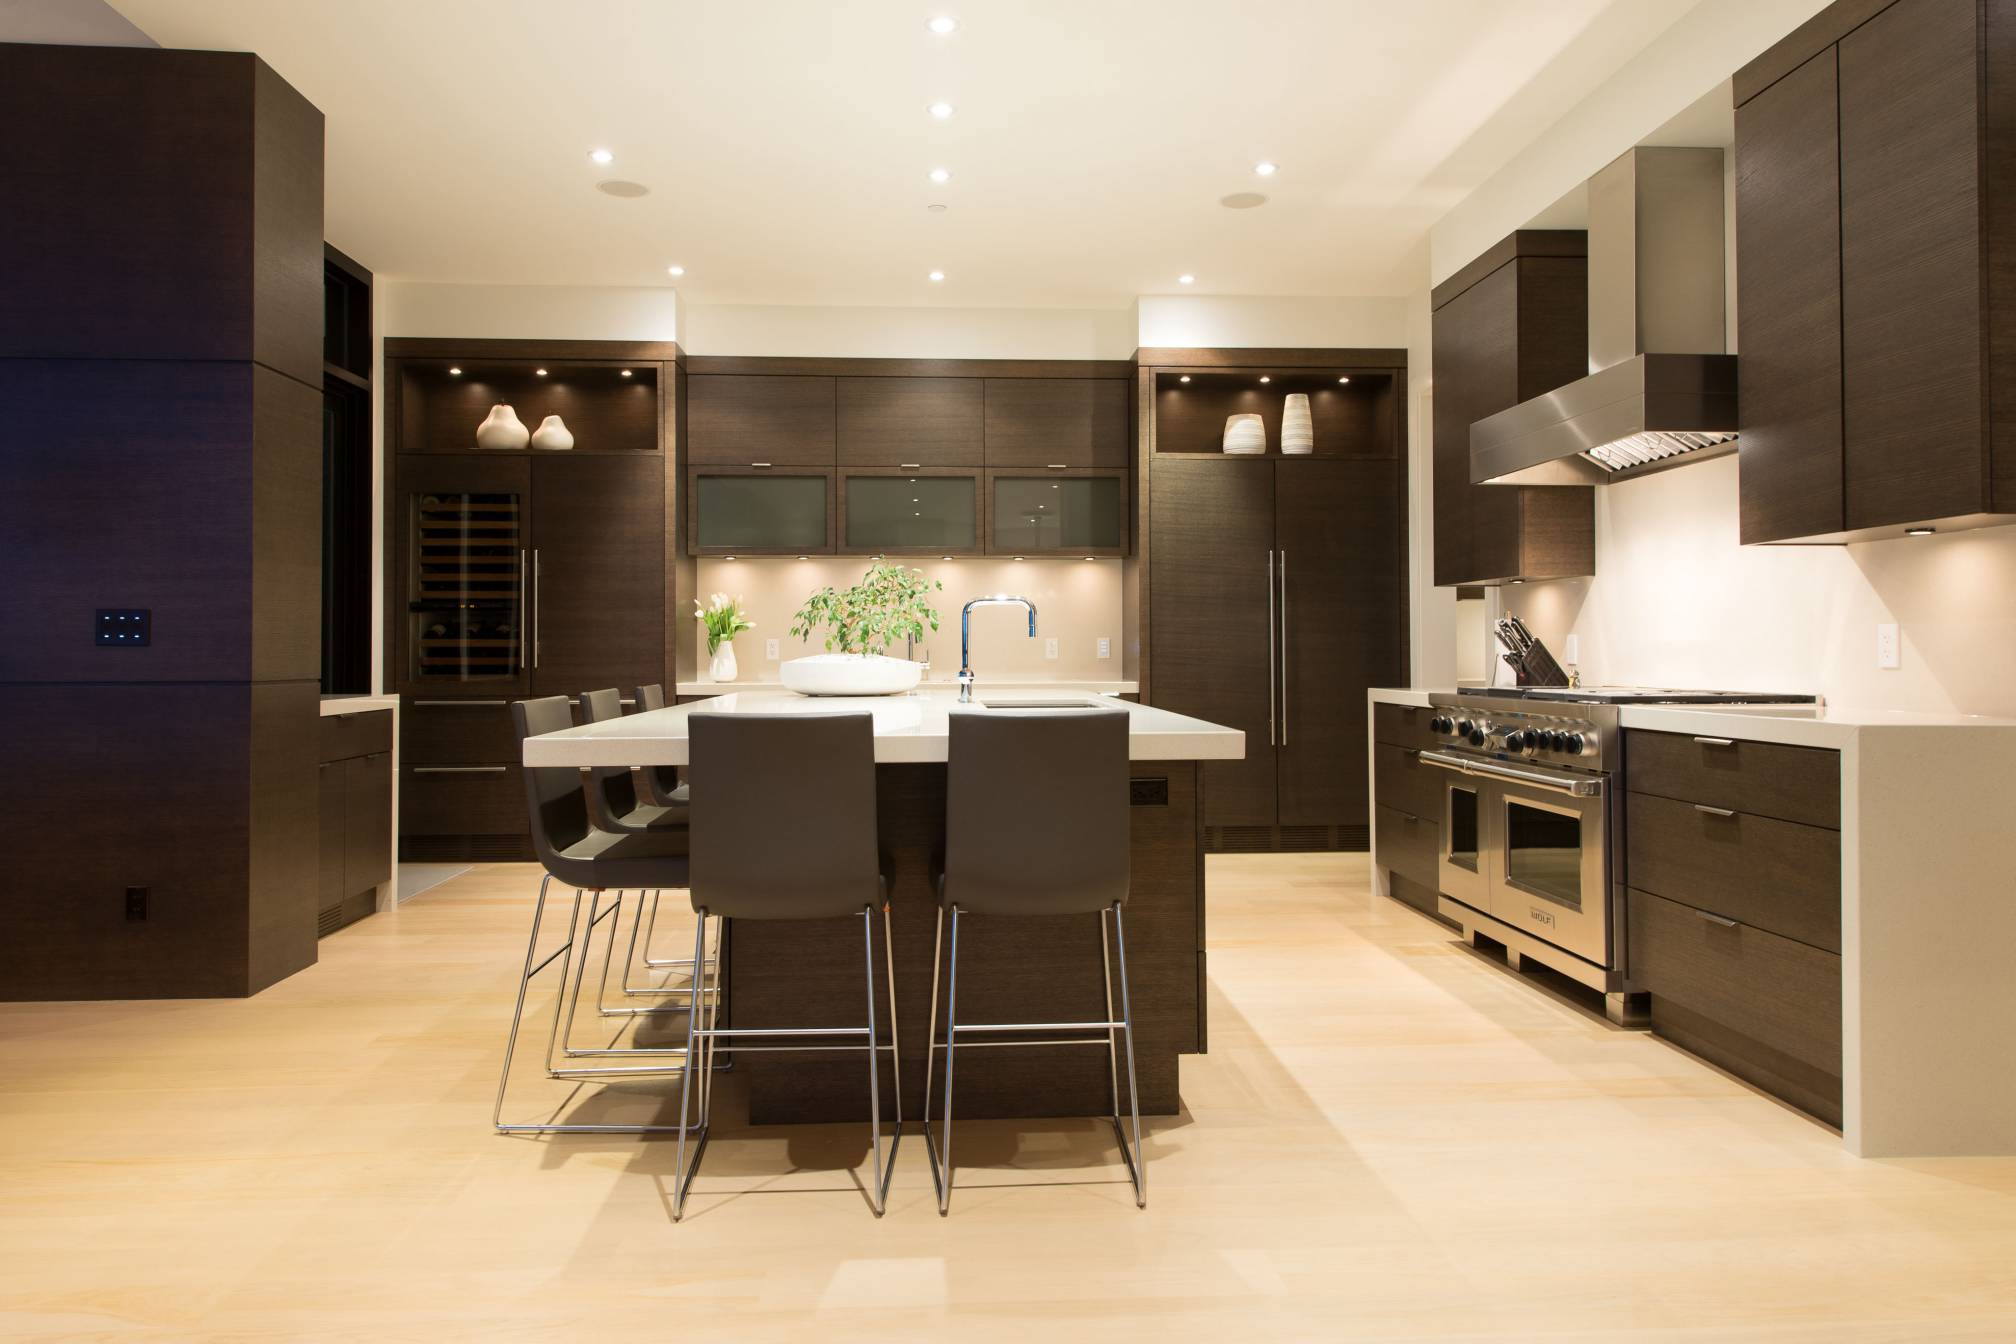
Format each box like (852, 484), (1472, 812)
(1448, 786), (1481, 877)
(1503, 798), (1584, 910)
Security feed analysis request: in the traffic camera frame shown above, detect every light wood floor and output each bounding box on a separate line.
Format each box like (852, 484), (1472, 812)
(5, 855), (2016, 1341)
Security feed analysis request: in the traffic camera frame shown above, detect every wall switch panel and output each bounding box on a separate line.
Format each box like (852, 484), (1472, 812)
(1877, 623), (1900, 670)
(95, 608), (150, 646)
(764, 638), (779, 660)
(1044, 637), (1059, 660)
(1097, 637), (1111, 660)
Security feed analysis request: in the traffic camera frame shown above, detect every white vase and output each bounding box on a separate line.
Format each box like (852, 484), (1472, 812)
(1281, 393), (1314, 455)
(1222, 412), (1266, 454)
(530, 414), (575, 451)
(709, 641), (738, 683)
(475, 404), (529, 451)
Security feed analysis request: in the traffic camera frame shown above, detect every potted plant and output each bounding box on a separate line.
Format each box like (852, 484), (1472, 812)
(693, 591), (755, 683)
(782, 558), (943, 696)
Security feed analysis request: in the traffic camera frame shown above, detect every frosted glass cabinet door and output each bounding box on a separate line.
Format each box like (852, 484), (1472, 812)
(842, 471), (980, 553)
(988, 471), (1127, 555)
(691, 471), (833, 554)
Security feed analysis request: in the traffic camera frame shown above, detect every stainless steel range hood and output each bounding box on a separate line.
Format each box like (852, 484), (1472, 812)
(1472, 146), (1737, 487)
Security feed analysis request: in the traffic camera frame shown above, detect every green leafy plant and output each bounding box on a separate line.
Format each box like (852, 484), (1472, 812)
(693, 591), (755, 655)
(789, 558), (943, 656)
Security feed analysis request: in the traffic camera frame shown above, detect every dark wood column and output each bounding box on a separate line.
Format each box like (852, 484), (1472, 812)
(0, 44), (324, 998)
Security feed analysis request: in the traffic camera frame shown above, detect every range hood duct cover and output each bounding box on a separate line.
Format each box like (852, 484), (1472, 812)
(1472, 146), (1736, 487)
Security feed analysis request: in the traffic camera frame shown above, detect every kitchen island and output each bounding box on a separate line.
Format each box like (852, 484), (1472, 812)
(523, 690), (1243, 1123)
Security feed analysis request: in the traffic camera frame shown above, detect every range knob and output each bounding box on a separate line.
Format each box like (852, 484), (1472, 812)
(1429, 715), (1452, 735)
(1504, 730), (1530, 752)
(1537, 729), (1560, 750)
(1563, 732), (1586, 754)
(1468, 724), (1488, 748)
(1454, 719), (1474, 739)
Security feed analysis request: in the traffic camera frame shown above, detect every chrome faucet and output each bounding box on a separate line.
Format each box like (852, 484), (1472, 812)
(958, 595), (1037, 702)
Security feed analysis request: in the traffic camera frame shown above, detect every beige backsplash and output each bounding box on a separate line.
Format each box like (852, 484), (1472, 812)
(692, 557), (1124, 683)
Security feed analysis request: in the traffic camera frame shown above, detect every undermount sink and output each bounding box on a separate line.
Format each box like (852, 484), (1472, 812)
(977, 697), (1103, 710)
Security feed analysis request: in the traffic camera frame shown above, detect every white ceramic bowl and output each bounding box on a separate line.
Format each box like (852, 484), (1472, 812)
(779, 653), (924, 696)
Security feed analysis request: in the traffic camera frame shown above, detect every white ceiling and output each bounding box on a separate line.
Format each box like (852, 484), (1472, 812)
(109, 0), (1703, 307)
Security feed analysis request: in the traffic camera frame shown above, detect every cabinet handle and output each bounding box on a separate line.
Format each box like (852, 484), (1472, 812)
(518, 548), (528, 670)
(412, 765), (507, 774)
(1045, 463), (1069, 470)
(1693, 804), (1736, 817)
(1278, 549), (1289, 746)
(751, 461), (772, 468)
(1266, 550), (1277, 747)
(898, 462), (921, 469)
(1692, 736), (1735, 747)
(318, 762), (332, 770)
(532, 548), (542, 670)
(411, 699), (508, 707)
(1697, 910), (1739, 929)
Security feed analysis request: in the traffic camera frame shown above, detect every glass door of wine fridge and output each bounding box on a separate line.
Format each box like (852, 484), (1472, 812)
(396, 457), (531, 695)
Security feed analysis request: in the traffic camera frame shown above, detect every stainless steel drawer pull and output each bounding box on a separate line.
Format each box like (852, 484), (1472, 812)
(898, 462), (921, 469)
(1046, 463), (1068, 469)
(412, 700), (508, 708)
(751, 461), (772, 468)
(1692, 736), (1736, 747)
(1417, 749), (1603, 797)
(1697, 910), (1739, 928)
(1693, 804), (1737, 817)
(412, 765), (507, 774)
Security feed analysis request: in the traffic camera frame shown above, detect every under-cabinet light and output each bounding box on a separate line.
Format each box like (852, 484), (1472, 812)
(448, 366), (462, 376)
(1338, 376), (1351, 384)
(1259, 376), (1271, 384)
(620, 369), (633, 377)
(1178, 375), (1190, 383)
(1906, 527), (1936, 537)
(535, 368), (548, 376)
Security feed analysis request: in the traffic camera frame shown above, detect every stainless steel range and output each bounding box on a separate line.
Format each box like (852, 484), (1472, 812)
(1422, 687), (1814, 1023)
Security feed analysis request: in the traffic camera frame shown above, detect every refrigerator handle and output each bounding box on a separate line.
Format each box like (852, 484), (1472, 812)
(1266, 550), (1276, 747)
(1279, 550), (1288, 746)
(517, 549), (528, 671)
(532, 549), (541, 670)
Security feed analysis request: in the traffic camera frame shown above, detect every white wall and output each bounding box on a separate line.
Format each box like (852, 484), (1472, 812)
(379, 282), (681, 343)
(683, 304), (1134, 360)
(1136, 295), (1412, 351)
(0, 0), (155, 45)
(1502, 459), (2016, 716)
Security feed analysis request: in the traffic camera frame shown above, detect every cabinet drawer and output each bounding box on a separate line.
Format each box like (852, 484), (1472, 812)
(344, 752), (393, 896)
(1628, 887), (1842, 1122)
(1372, 701), (1438, 751)
(1374, 804), (1439, 892)
(1626, 791), (1840, 952)
(1372, 742), (1440, 820)
(401, 763), (529, 837)
(318, 707), (392, 763)
(402, 697), (520, 764)
(1625, 729), (1839, 828)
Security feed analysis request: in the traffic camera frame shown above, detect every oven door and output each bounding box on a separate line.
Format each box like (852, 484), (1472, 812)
(1423, 752), (1490, 911)
(1490, 771), (1608, 966)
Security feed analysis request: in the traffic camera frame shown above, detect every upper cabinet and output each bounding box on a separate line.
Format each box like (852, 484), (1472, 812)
(837, 376), (983, 465)
(687, 373), (836, 465)
(1430, 232), (1595, 585)
(1735, 0), (2016, 543)
(983, 377), (1130, 467)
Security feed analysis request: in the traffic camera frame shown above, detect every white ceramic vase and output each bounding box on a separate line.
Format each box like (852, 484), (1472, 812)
(1281, 393), (1314, 455)
(530, 414), (575, 451)
(709, 640), (738, 683)
(779, 653), (923, 696)
(475, 404), (529, 451)
(1222, 412), (1267, 455)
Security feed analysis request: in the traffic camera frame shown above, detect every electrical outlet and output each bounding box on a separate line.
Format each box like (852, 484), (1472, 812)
(1097, 637), (1111, 660)
(1044, 637), (1059, 660)
(764, 638), (779, 661)
(125, 886), (147, 921)
(1876, 623), (1900, 670)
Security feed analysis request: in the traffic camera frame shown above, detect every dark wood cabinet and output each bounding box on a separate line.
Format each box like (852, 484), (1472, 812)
(1147, 457), (1277, 826)
(837, 376), (984, 465)
(1430, 232), (1594, 585)
(686, 374), (836, 465)
(840, 467), (982, 555)
(983, 377), (1129, 467)
(317, 710), (392, 937)
(985, 469), (1128, 556)
(1735, 0), (2016, 542)
(1147, 457), (1404, 839)
(531, 454), (665, 693)
(687, 466), (836, 555)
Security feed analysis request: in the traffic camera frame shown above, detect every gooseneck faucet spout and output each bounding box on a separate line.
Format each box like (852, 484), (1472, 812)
(957, 595), (1038, 702)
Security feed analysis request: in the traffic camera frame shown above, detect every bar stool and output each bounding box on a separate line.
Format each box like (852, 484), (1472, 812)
(633, 684), (689, 807)
(670, 711), (901, 1221)
(924, 707), (1145, 1212)
(579, 688), (686, 831)
(493, 695), (700, 1135)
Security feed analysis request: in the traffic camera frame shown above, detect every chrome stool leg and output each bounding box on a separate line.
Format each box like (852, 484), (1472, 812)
(670, 909), (713, 1221)
(934, 906), (962, 1216)
(1111, 904), (1146, 1207)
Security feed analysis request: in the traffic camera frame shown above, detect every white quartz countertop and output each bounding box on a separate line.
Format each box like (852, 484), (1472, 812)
(524, 689), (1243, 766)
(319, 694), (399, 717)
(676, 677), (1139, 698)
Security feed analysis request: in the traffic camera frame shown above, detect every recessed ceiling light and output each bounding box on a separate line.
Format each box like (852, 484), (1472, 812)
(535, 368), (548, 376)
(1510, 578), (1526, 584)
(928, 15), (957, 34)
(1254, 161), (1278, 177)
(1178, 375), (1190, 383)
(929, 101), (954, 119)
(1906, 526), (1936, 536)
(1258, 376), (1271, 384)
(929, 270), (946, 282)
(589, 148), (614, 165)
(448, 366), (462, 376)
(666, 265), (685, 277)
(1178, 274), (1195, 285)
(929, 167), (952, 184)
